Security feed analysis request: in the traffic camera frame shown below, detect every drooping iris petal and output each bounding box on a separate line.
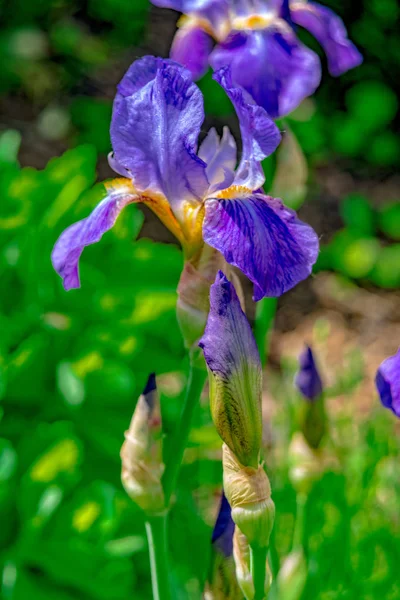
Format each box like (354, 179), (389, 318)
(110, 56), (209, 210)
(213, 66), (281, 189)
(375, 347), (400, 418)
(203, 193), (319, 300)
(290, 1), (363, 76)
(51, 180), (138, 290)
(199, 271), (262, 467)
(171, 24), (213, 80)
(199, 126), (237, 191)
(212, 492), (235, 557)
(210, 28), (321, 119)
(295, 345), (323, 401)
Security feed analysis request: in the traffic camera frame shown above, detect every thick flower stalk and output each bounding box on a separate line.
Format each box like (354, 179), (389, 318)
(375, 347), (400, 418)
(51, 56), (319, 315)
(199, 271), (274, 599)
(120, 373), (165, 514)
(152, 0), (363, 118)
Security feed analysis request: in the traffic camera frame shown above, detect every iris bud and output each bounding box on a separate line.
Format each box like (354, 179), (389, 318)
(199, 271), (262, 467)
(223, 445), (275, 549)
(295, 346), (326, 449)
(233, 527), (272, 600)
(120, 374), (165, 514)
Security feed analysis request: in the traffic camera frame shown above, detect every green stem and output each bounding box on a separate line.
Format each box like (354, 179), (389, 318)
(292, 493), (307, 550)
(145, 514), (172, 600)
(162, 364), (207, 505)
(250, 545), (269, 600)
(254, 297), (278, 367)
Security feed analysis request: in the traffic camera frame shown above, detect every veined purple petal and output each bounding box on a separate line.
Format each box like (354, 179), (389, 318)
(213, 66), (281, 189)
(295, 345), (323, 401)
(290, 1), (363, 76)
(199, 126), (237, 191)
(51, 180), (138, 290)
(111, 56), (209, 210)
(171, 24), (213, 81)
(375, 347), (400, 418)
(212, 492), (235, 557)
(210, 28), (321, 119)
(203, 193), (319, 300)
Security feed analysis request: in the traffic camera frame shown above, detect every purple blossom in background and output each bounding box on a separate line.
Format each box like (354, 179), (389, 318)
(212, 492), (235, 557)
(152, 0), (363, 118)
(295, 345), (323, 401)
(375, 347), (400, 418)
(52, 56), (319, 300)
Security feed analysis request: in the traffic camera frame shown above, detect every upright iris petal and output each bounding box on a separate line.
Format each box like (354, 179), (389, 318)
(210, 28), (321, 119)
(290, 1), (363, 76)
(375, 347), (400, 418)
(110, 56), (209, 209)
(199, 271), (262, 467)
(295, 345), (323, 401)
(203, 194), (319, 300)
(214, 66), (281, 189)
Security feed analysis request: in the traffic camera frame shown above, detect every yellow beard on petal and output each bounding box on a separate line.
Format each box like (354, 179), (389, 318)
(232, 13), (276, 31)
(105, 178), (206, 257)
(214, 185), (253, 199)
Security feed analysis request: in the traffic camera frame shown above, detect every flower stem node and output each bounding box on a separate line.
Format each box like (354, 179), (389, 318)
(120, 374), (165, 515)
(223, 445), (275, 549)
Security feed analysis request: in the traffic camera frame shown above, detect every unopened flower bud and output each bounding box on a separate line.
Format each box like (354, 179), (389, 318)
(295, 346), (326, 449)
(199, 271), (262, 467)
(120, 374), (165, 514)
(233, 527), (272, 600)
(277, 549), (307, 600)
(205, 493), (243, 600)
(223, 445), (275, 549)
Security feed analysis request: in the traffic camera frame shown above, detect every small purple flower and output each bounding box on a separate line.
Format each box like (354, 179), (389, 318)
(152, 0), (362, 118)
(295, 345), (323, 401)
(52, 57), (318, 300)
(375, 347), (400, 418)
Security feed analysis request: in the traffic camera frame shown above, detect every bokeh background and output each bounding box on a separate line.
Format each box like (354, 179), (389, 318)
(1, 0), (400, 598)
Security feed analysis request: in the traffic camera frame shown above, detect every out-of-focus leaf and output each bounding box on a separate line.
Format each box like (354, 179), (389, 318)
(378, 202), (400, 240)
(270, 125), (308, 210)
(340, 193), (375, 235)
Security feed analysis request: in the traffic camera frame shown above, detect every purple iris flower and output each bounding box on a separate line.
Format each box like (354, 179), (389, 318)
(295, 345), (323, 401)
(151, 0), (363, 118)
(52, 56), (319, 300)
(375, 347), (400, 418)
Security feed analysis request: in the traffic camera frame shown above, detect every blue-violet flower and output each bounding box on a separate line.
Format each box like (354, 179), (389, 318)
(52, 56), (319, 301)
(375, 347), (400, 418)
(152, 0), (363, 118)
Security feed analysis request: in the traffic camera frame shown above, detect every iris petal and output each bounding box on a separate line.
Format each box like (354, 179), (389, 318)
(171, 24), (213, 80)
(213, 66), (281, 189)
(51, 180), (137, 290)
(210, 28), (321, 119)
(375, 347), (400, 417)
(110, 56), (209, 211)
(290, 1), (363, 77)
(199, 126), (237, 191)
(203, 193), (319, 300)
